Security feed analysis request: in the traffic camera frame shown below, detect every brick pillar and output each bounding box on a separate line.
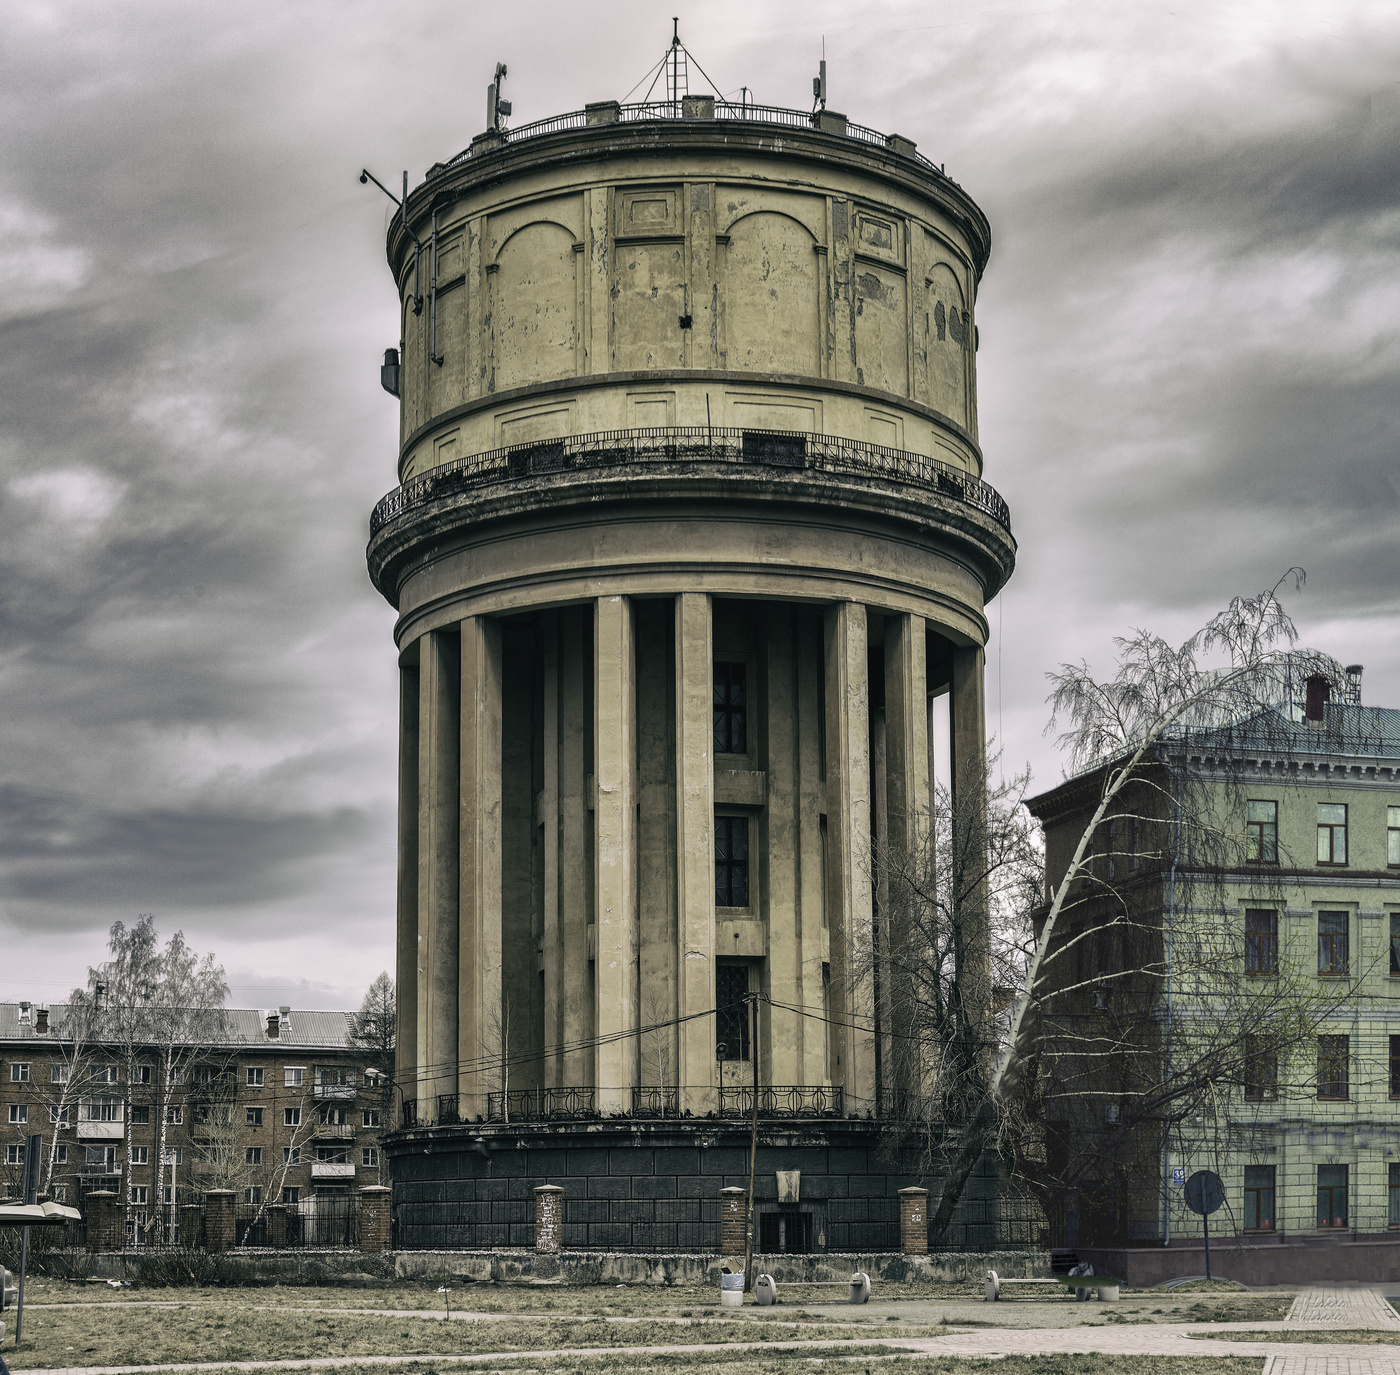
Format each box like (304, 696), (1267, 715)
(720, 1186), (747, 1258)
(358, 1185), (392, 1253)
(85, 1191), (120, 1253)
(264, 1203), (288, 1249)
(179, 1203), (205, 1250)
(534, 1185), (564, 1254)
(899, 1187), (929, 1255)
(204, 1189), (236, 1254)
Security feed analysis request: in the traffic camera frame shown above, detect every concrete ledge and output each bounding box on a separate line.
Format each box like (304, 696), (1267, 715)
(1079, 1237), (1400, 1287)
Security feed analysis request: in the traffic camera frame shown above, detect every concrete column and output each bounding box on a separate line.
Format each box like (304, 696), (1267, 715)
(418, 630), (460, 1117)
(899, 1186), (929, 1255)
(675, 592), (716, 1116)
(796, 614), (829, 1091)
(950, 644), (992, 1062)
(534, 1184), (564, 1253)
(358, 1185), (392, 1252)
(884, 614), (930, 1110)
(823, 602), (876, 1113)
(720, 1186), (748, 1257)
(85, 1190), (120, 1253)
(264, 1203), (287, 1250)
(204, 1190), (236, 1255)
(396, 661), (419, 1123)
(459, 615), (503, 1119)
(558, 607), (592, 1090)
(594, 594), (637, 1115)
(540, 612), (563, 1089)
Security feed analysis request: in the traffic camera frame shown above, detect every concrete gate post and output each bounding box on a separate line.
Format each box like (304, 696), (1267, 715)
(358, 1185), (392, 1252)
(204, 1189), (236, 1254)
(84, 1191), (120, 1253)
(534, 1184), (564, 1254)
(264, 1202), (288, 1249)
(899, 1187), (929, 1255)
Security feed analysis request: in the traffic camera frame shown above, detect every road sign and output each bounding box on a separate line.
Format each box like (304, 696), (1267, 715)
(1184, 1170), (1225, 1216)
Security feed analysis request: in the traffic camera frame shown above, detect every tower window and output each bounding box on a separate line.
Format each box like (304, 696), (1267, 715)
(716, 964), (750, 1061)
(715, 815), (749, 908)
(714, 662), (747, 754)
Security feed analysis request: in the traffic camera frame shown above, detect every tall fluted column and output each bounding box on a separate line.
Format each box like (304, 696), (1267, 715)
(458, 615), (503, 1120)
(950, 643), (991, 1063)
(558, 607), (592, 1089)
(594, 595), (637, 1114)
(884, 613), (930, 1109)
(417, 630), (460, 1113)
(675, 592), (716, 1116)
(823, 601), (876, 1113)
(396, 661), (420, 1119)
(540, 611), (563, 1089)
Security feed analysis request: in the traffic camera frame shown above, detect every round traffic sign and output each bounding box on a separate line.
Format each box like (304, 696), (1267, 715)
(1184, 1170), (1225, 1216)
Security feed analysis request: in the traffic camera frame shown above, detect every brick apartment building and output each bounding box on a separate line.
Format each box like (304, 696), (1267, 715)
(0, 1002), (385, 1244)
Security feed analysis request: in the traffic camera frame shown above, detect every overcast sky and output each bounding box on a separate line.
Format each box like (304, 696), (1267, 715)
(3, 0), (1397, 1012)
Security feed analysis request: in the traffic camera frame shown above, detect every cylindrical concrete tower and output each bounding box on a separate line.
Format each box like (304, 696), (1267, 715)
(367, 92), (1015, 1253)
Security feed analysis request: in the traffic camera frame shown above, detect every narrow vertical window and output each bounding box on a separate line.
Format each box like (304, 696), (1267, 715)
(715, 963), (750, 1061)
(1389, 806), (1400, 867)
(1392, 914), (1400, 977)
(715, 815), (749, 908)
(1317, 1035), (1349, 1100)
(1317, 803), (1348, 865)
(1245, 909), (1278, 975)
(1317, 1164), (1348, 1228)
(1318, 911), (1349, 975)
(1390, 1163), (1400, 1227)
(1129, 816), (1142, 871)
(1244, 1165), (1275, 1231)
(1246, 800), (1278, 863)
(1105, 818), (1116, 879)
(1390, 1035), (1400, 1099)
(713, 662), (747, 754)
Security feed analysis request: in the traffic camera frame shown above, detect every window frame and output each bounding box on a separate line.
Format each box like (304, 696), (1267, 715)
(1318, 910), (1350, 976)
(1317, 802), (1348, 866)
(1246, 800), (1278, 864)
(714, 812), (751, 910)
(244, 1147), (263, 1165)
(1389, 805), (1400, 868)
(9, 1063), (30, 1083)
(284, 1146), (301, 1166)
(246, 1066), (265, 1088)
(129, 1146), (149, 1166)
(1245, 909), (1279, 976)
(284, 1066), (305, 1088)
(1391, 1034), (1400, 1100)
(1317, 1034), (1350, 1101)
(284, 1106), (302, 1128)
(1243, 1165), (1276, 1232)
(246, 1107), (264, 1127)
(1243, 1037), (1278, 1102)
(715, 962), (753, 1063)
(8, 1103), (28, 1124)
(713, 660), (749, 757)
(1317, 1163), (1349, 1229)
(361, 1147), (379, 1167)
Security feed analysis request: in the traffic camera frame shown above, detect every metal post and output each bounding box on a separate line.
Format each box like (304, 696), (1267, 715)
(15, 1132), (40, 1345)
(743, 992), (758, 1293)
(1202, 1208), (1211, 1281)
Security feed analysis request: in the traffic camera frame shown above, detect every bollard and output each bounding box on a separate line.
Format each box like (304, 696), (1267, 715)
(849, 1271), (871, 1304)
(755, 1274), (777, 1306)
(985, 1269), (1000, 1302)
(534, 1185), (564, 1255)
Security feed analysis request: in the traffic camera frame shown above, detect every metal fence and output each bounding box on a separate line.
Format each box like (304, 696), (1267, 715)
(234, 1195), (359, 1250)
(370, 426), (1011, 538)
(717, 1085), (844, 1118)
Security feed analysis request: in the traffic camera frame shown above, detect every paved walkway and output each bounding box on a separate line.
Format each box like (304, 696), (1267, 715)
(1285, 1288), (1400, 1330)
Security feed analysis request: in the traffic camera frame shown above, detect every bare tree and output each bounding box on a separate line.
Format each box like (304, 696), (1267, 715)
(924, 572), (1349, 1243)
(347, 973), (395, 1170)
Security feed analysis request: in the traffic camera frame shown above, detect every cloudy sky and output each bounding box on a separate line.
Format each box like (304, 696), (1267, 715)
(3, 0), (1397, 1012)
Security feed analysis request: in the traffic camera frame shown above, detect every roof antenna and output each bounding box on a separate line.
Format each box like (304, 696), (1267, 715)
(812, 37), (827, 111)
(487, 61), (511, 132)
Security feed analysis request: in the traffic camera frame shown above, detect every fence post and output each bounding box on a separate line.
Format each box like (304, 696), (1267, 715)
(899, 1187), (929, 1255)
(204, 1190), (236, 1254)
(84, 1191), (120, 1253)
(720, 1186), (747, 1259)
(358, 1186), (392, 1252)
(265, 1203), (288, 1249)
(534, 1185), (564, 1254)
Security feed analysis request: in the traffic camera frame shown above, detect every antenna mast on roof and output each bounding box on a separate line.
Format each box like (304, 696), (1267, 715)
(812, 37), (827, 111)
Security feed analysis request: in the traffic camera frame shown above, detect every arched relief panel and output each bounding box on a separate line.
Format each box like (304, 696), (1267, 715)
(853, 260), (908, 397)
(720, 211), (821, 377)
(925, 262), (969, 429)
(489, 222), (580, 393)
(715, 188), (825, 242)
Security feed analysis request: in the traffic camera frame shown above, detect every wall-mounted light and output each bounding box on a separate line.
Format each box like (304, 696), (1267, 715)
(380, 348), (400, 398)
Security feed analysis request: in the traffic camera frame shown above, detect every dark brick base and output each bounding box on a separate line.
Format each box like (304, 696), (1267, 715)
(387, 1118), (1009, 1253)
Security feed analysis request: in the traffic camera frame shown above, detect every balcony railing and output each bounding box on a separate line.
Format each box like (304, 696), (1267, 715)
(310, 1161), (356, 1180)
(432, 99), (952, 183)
(631, 1086), (680, 1118)
(400, 1098), (417, 1129)
(313, 1123), (355, 1140)
(313, 1083), (357, 1100)
(719, 1085), (844, 1118)
(370, 427), (1011, 538)
(484, 1087), (597, 1122)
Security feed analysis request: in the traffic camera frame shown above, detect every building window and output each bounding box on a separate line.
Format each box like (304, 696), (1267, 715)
(161, 1187), (178, 1206)
(1391, 1163), (1400, 1227)
(132, 1064), (151, 1085)
(319, 1106), (349, 1126)
(1390, 1035), (1400, 1099)
(363, 1069), (384, 1088)
(246, 1067), (264, 1087)
(90, 1065), (117, 1085)
(247, 1107), (264, 1127)
(129, 1187), (148, 1206)
(714, 661), (747, 755)
(9, 1104), (27, 1124)
(715, 815), (749, 907)
(759, 1210), (813, 1253)
(1244, 1165), (1275, 1231)
(1245, 909), (1278, 975)
(86, 1146), (115, 1170)
(316, 1146), (349, 1164)
(243, 1187), (262, 1205)
(1317, 803), (1348, 865)
(10, 1063), (29, 1083)
(1317, 1164), (1348, 1228)
(130, 1106), (150, 1126)
(1105, 818), (1117, 879)
(284, 1067), (304, 1088)
(54, 1145), (66, 1164)
(1246, 800), (1278, 863)
(1391, 914), (1400, 977)
(361, 1148), (379, 1167)
(130, 1146), (148, 1165)
(1390, 806), (1400, 867)
(245, 1147), (263, 1165)
(48, 1105), (69, 1125)
(1243, 1038), (1277, 1101)
(4, 1145), (23, 1166)
(716, 963), (751, 1061)
(82, 1097), (120, 1123)
(284, 1147), (301, 1166)
(1318, 911), (1349, 975)
(1318, 1035), (1350, 1100)
(51, 1184), (66, 1203)
(361, 1109), (380, 1128)
(165, 1106), (183, 1125)
(50, 1064), (69, 1084)
(1129, 816), (1142, 870)
(281, 1186), (300, 1205)
(284, 1107), (301, 1128)
(160, 1148), (182, 1165)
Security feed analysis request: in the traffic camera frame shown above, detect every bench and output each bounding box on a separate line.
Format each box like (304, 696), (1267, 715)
(986, 1270), (1122, 1302)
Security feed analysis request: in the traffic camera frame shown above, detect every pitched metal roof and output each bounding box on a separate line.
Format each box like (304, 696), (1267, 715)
(0, 1002), (354, 1051)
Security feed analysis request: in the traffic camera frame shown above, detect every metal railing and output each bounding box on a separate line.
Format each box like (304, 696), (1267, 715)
(630, 1085), (680, 1118)
(435, 99), (949, 181)
(484, 1087), (597, 1121)
(718, 1085), (844, 1118)
(370, 426), (1010, 537)
(400, 1098), (417, 1129)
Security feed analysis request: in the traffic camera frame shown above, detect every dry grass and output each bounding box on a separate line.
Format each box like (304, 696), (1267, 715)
(1189, 1329), (1400, 1344)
